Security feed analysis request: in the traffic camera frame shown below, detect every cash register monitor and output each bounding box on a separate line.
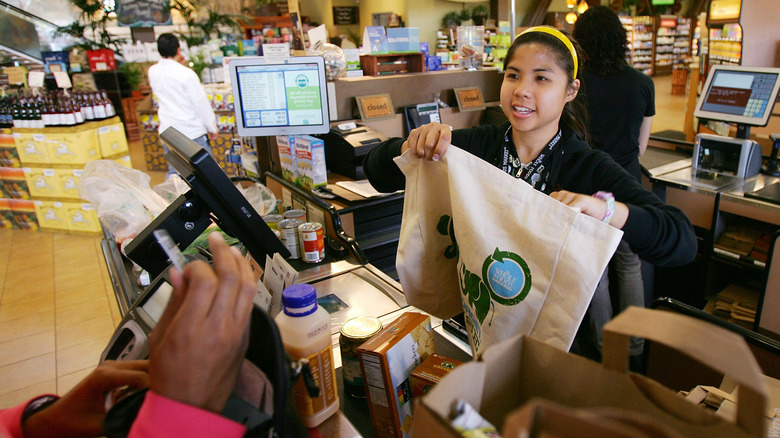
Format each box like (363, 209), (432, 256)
(126, 127), (289, 277)
(228, 56), (330, 137)
(694, 65), (780, 135)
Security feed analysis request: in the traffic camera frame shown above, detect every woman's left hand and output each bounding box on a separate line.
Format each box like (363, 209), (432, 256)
(550, 190), (628, 229)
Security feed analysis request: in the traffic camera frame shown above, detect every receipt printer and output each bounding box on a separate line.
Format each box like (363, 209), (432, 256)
(317, 123), (389, 179)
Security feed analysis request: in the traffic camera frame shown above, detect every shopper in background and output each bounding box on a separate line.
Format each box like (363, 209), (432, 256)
(148, 33), (218, 173)
(363, 27), (695, 361)
(574, 5), (656, 367)
(0, 233), (255, 438)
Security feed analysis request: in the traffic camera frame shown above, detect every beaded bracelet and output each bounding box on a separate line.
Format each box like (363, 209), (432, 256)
(593, 191), (615, 224)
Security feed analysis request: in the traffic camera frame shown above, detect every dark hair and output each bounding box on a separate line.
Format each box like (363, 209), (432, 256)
(573, 6), (628, 76)
(503, 29), (589, 142)
(157, 33), (180, 58)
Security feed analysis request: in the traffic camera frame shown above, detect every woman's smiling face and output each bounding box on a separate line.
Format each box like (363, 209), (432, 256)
(500, 42), (579, 144)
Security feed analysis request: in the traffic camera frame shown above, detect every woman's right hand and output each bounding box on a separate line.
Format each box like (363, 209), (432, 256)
(401, 122), (453, 161)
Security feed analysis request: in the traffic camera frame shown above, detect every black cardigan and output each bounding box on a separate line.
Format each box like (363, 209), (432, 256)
(363, 122), (697, 267)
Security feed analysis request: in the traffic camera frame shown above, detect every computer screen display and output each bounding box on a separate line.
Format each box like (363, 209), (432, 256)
(694, 65), (780, 127)
(229, 56), (330, 137)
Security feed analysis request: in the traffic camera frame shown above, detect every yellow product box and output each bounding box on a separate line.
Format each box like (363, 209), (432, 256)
(23, 167), (60, 198)
(97, 122), (129, 157)
(358, 312), (435, 438)
(276, 134), (297, 184)
(112, 154), (133, 168)
(65, 202), (100, 234)
(14, 132), (51, 164)
(46, 130), (100, 165)
(33, 200), (69, 231)
(54, 168), (83, 200)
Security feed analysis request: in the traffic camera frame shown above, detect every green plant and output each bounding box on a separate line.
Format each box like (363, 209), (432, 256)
(442, 11), (461, 28)
(472, 5), (489, 25)
(119, 62), (143, 90)
(170, 0), (248, 46)
(189, 53), (209, 81)
(346, 29), (361, 47)
(52, 0), (127, 54)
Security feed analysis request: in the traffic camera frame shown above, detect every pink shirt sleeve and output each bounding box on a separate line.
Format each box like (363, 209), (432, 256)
(128, 391), (247, 438)
(0, 395), (59, 438)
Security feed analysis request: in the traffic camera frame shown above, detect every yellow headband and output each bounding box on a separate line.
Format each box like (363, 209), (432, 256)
(518, 26), (578, 80)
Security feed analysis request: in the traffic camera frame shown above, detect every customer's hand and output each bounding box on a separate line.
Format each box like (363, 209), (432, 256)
(550, 190), (629, 229)
(401, 121), (453, 161)
(208, 131), (219, 142)
(22, 360), (149, 438)
(147, 232), (256, 414)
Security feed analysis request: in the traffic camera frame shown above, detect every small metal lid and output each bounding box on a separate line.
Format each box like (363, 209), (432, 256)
(340, 316), (383, 339)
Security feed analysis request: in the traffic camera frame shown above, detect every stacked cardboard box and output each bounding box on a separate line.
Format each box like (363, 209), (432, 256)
(7, 117), (131, 235)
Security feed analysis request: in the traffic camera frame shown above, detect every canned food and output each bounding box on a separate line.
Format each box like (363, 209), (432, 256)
(298, 222), (325, 263)
(277, 218), (302, 259)
(340, 316), (383, 398)
(262, 214), (284, 230)
(284, 209), (306, 222)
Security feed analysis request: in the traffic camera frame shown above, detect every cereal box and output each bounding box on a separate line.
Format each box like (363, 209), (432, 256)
(357, 312), (435, 438)
(409, 353), (462, 399)
(293, 135), (327, 190)
(276, 135), (297, 184)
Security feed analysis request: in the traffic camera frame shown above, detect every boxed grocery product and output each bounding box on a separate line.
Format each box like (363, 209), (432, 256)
(23, 167), (59, 198)
(87, 48), (116, 71)
(113, 155), (133, 168)
(0, 167), (30, 199)
(409, 353), (463, 399)
(65, 202), (100, 234)
(14, 132), (51, 164)
(97, 122), (129, 157)
(276, 134), (297, 184)
(0, 198), (14, 229)
(10, 199), (39, 230)
(33, 200), (67, 231)
(358, 312), (435, 438)
(0, 145), (21, 168)
(45, 129), (100, 165)
(41, 51), (69, 74)
(294, 135), (327, 190)
(68, 48), (89, 73)
(54, 168), (82, 199)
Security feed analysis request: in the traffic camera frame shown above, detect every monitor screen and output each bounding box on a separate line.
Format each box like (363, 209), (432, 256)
(694, 65), (780, 128)
(125, 127), (290, 277)
(229, 56), (330, 137)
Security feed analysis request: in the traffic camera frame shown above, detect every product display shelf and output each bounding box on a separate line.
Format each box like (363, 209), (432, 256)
(629, 16), (654, 75)
(619, 16), (634, 65)
(359, 53), (425, 76)
(8, 117), (131, 235)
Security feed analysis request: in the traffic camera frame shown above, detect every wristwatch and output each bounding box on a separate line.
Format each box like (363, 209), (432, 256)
(21, 395), (59, 424)
(593, 191), (615, 224)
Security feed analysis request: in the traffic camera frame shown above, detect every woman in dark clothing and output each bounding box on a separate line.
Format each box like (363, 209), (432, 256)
(363, 26), (696, 358)
(574, 6), (657, 361)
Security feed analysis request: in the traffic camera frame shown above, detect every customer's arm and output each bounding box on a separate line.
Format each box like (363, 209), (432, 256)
(129, 232), (255, 437)
(188, 72), (218, 137)
(637, 116), (653, 156)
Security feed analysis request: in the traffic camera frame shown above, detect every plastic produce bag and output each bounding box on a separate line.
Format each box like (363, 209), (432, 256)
(79, 160), (168, 242)
(153, 174), (190, 203)
(234, 179), (277, 216)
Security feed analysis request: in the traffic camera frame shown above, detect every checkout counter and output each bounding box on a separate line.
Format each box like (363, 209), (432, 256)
(640, 134), (780, 343)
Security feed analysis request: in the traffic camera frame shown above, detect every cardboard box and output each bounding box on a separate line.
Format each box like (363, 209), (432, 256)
(409, 354), (463, 399)
(112, 155), (133, 168)
(358, 312), (435, 438)
(65, 202), (100, 234)
(0, 167), (30, 199)
(23, 167), (60, 198)
(0, 198), (14, 229)
(294, 135), (327, 190)
(10, 199), (38, 230)
(87, 49), (116, 71)
(45, 129), (100, 165)
(54, 168), (83, 199)
(0, 145), (21, 168)
(97, 121), (129, 157)
(14, 132), (51, 164)
(33, 200), (68, 231)
(276, 134), (297, 184)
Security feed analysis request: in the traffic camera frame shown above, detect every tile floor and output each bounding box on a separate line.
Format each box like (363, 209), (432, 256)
(0, 74), (687, 410)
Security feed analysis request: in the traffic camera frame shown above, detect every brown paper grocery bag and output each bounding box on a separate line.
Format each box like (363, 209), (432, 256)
(393, 147), (622, 355)
(411, 307), (768, 438)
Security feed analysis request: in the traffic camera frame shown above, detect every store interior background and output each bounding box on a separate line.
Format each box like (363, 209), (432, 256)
(0, 0), (763, 410)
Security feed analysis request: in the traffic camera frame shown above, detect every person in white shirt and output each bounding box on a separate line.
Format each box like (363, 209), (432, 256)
(148, 33), (218, 173)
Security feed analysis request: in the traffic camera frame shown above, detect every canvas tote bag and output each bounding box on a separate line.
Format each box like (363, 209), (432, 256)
(394, 147), (623, 355)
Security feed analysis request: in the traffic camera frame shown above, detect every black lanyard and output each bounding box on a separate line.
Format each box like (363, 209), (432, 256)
(498, 127), (562, 193)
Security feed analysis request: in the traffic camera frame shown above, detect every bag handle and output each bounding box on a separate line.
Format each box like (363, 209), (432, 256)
(602, 307), (768, 437)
